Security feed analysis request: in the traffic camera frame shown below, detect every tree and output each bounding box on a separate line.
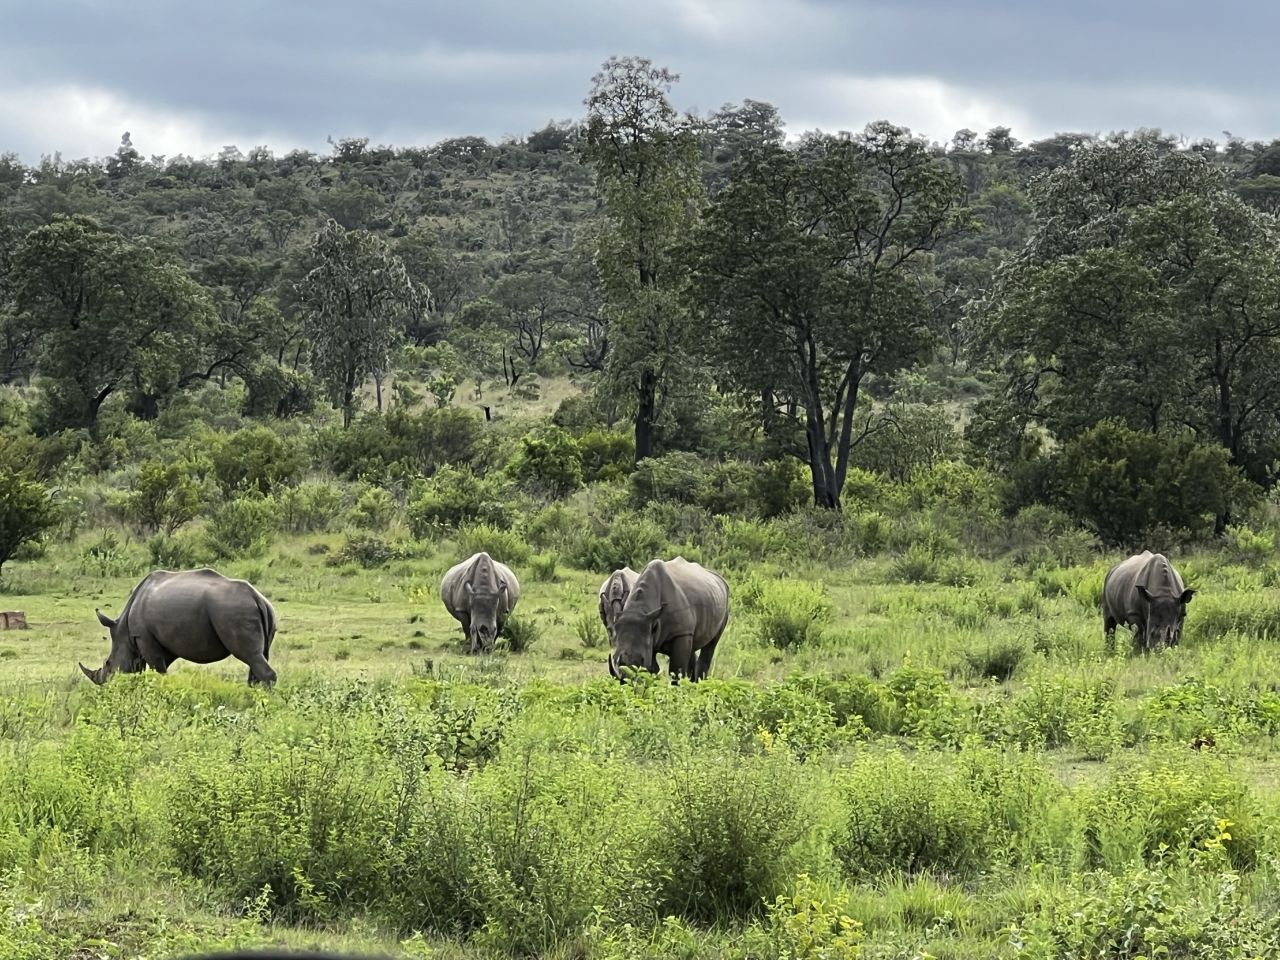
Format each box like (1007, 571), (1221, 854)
(297, 219), (420, 427)
(0, 467), (56, 577)
(581, 56), (703, 463)
(974, 134), (1280, 483)
(13, 215), (216, 432)
(688, 125), (968, 508)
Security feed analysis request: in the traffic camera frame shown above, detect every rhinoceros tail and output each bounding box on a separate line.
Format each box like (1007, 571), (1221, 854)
(255, 593), (277, 661)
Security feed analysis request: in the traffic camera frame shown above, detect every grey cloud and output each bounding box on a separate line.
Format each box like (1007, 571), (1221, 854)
(1, 0), (1278, 162)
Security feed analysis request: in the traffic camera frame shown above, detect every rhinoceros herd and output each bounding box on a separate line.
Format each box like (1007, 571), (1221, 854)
(74, 549), (1193, 687)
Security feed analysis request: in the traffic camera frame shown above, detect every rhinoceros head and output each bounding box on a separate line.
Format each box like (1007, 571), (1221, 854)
(1137, 585), (1196, 651)
(464, 581), (507, 654)
(78, 608), (143, 685)
(609, 610), (660, 681)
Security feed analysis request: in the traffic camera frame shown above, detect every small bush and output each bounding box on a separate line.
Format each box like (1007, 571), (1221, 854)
(406, 466), (511, 536)
(330, 534), (406, 569)
(629, 452), (709, 507)
(454, 523), (532, 565)
(349, 485), (397, 530)
(122, 458), (205, 534)
(529, 554), (559, 582)
(277, 481), (347, 533)
(508, 425), (583, 496)
(578, 429), (634, 483)
(206, 496), (277, 559)
(751, 580), (831, 650)
(147, 530), (206, 569)
(209, 425), (305, 496)
(889, 543), (940, 583)
(963, 638), (1030, 682)
(568, 515), (669, 574)
(500, 614), (540, 654)
(575, 611), (605, 649)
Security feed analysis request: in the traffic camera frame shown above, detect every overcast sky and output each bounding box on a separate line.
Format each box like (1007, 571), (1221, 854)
(0, 0), (1274, 163)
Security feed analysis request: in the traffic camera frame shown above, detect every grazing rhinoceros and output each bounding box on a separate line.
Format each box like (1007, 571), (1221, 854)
(1103, 551), (1195, 654)
(609, 556), (729, 683)
(79, 568), (278, 686)
(441, 552), (521, 654)
(598, 566), (638, 642)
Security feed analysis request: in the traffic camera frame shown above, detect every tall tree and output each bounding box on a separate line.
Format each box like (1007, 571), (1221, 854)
(297, 219), (420, 427)
(974, 134), (1280, 482)
(581, 56), (702, 463)
(688, 125), (968, 508)
(13, 215), (215, 432)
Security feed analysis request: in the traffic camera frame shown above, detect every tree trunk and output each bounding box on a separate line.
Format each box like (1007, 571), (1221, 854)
(137, 392), (160, 421)
(375, 370), (384, 413)
(635, 366), (658, 463)
(342, 368), (357, 429)
(805, 414), (839, 509)
(832, 358), (864, 499)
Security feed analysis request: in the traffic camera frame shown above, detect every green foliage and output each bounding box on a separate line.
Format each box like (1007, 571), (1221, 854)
(500, 614), (540, 653)
(568, 514), (669, 574)
(529, 553), (559, 583)
(276, 481), (347, 533)
(406, 466), (511, 536)
(508, 425), (583, 496)
(206, 496), (277, 559)
(1058, 421), (1256, 546)
(578, 429), (634, 483)
(744, 578), (832, 650)
(147, 530), (206, 569)
(575, 611), (605, 648)
(0, 468), (56, 576)
(349, 485), (397, 530)
(629, 452), (709, 506)
(331, 533), (407, 569)
(123, 458), (204, 534)
(322, 406), (483, 482)
(454, 522), (532, 566)
(210, 426), (305, 496)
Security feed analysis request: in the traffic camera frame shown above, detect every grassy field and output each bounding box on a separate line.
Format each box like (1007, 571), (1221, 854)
(6, 524), (1280, 958)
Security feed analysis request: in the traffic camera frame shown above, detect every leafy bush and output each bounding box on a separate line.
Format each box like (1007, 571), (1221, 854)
(963, 638), (1030, 682)
(578, 429), (634, 483)
(629, 452), (709, 507)
(323, 407), (483, 482)
(850, 402), (962, 481)
(276, 481), (347, 533)
(836, 751), (998, 879)
(147, 530), (206, 569)
(349, 485), (397, 530)
(0, 468), (57, 576)
(568, 515), (669, 574)
(331, 533), (406, 569)
(889, 543), (941, 583)
(500, 614), (540, 653)
(406, 466), (511, 536)
(454, 523), (532, 565)
(1058, 420), (1258, 546)
(122, 458), (205, 535)
(749, 579), (831, 650)
(209, 425), (305, 496)
(575, 611), (605, 649)
(206, 496), (277, 559)
(529, 553), (559, 582)
(508, 425), (583, 496)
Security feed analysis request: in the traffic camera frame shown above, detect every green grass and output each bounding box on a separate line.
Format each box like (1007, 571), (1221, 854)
(7, 528), (1280, 957)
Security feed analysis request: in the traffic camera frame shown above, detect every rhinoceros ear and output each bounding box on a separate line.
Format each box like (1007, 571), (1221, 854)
(499, 580), (508, 594)
(464, 582), (474, 595)
(1136, 585), (1152, 603)
(96, 608), (117, 629)
(1180, 588), (1196, 605)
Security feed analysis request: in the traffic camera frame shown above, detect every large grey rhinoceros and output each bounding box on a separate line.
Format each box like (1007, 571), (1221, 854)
(598, 566), (638, 642)
(440, 552), (521, 654)
(1103, 551), (1195, 654)
(609, 556), (729, 683)
(79, 568), (278, 685)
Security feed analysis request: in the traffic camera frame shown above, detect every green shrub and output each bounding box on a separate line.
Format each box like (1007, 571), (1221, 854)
(454, 523), (532, 565)
(330, 533), (407, 569)
(122, 458), (205, 534)
(629, 452), (709, 507)
(209, 425), (305, 496)
(508, 425), (583, 496)
(323, 406), (483, 482)
(836, 751), (998, 879)
(147, 530), (206, 569)
(0, 468), (58, 577)
(526, 503), (578, 551)
(575, 611), (605, 649)
(656, 753), (811, 922)
(206, 496), (277, 559)
(578, 429), (634, 483)
(277, 481), (347, 533)
(406, 466), (511, 536)
(1058, 420), (1258, 546)
(963, 638), (1030, 682)
(850, 402), (961, 481)
(751, 580), (831, 650)
(889, 543), (941, 583)
(568, 515), (669, 574)
(746, 459), (809, 518)
(349, 485), (397, 530)
(500, 614), (540, 654)
(529, 553), (559, 583)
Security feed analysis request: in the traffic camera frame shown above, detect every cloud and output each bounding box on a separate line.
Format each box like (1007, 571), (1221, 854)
(1, 0), (1279, 163)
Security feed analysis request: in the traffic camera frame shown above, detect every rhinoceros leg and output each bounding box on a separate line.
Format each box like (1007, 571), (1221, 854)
(694, 635), (721, 682)
(244, 654), (277, 686)
(664, 634), (694, 685)
(1103, 614), (1117, 656)
(136, 633), (172, 674)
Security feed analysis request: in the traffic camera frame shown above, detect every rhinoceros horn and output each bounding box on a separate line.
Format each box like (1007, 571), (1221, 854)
(79, 661), (106, 685)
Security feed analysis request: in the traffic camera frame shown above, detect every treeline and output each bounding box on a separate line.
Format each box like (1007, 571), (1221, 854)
(4, 56), (1280, 541)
